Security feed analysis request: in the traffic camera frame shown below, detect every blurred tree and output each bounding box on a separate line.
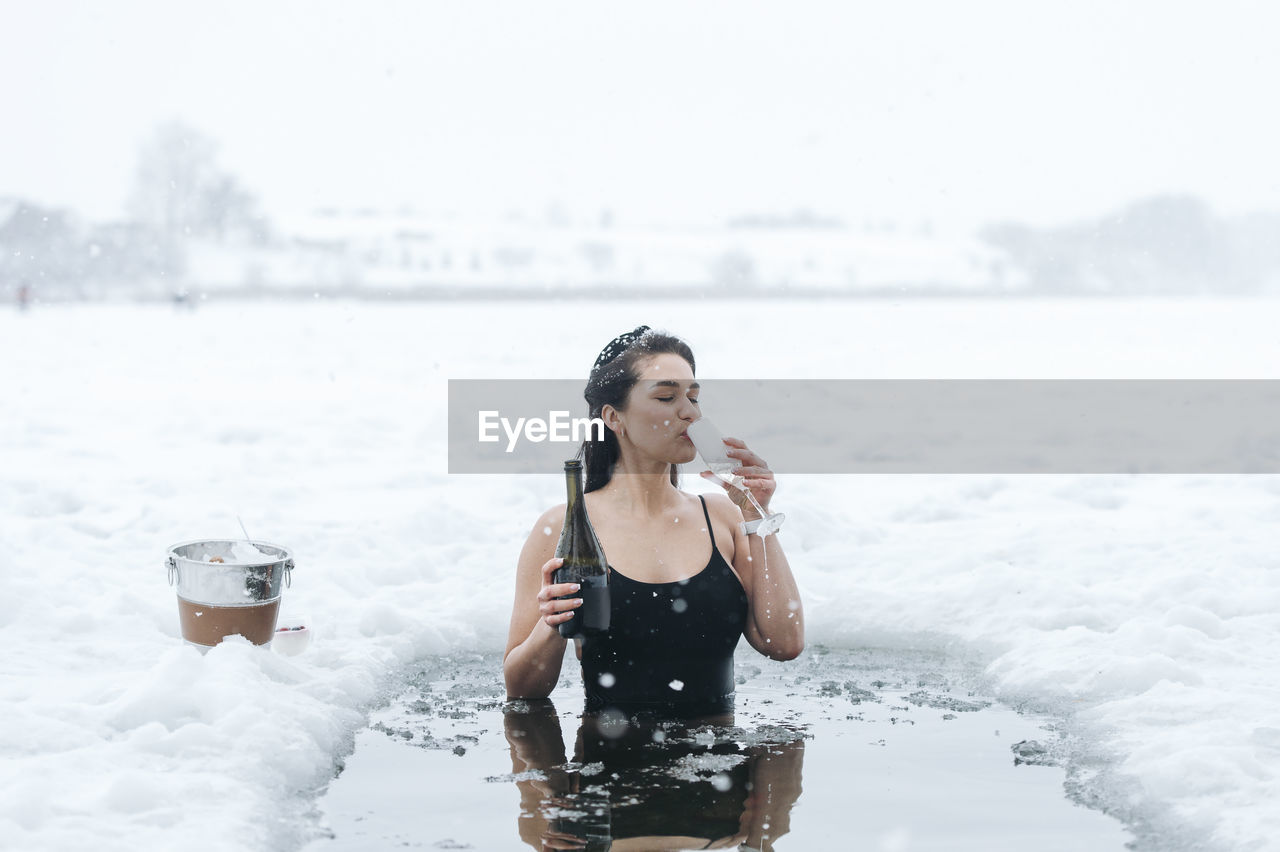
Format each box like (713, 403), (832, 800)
(128, 121), (270, 282)
(0, 201), (80, 299)
(980, 195), (1264, 295)
(709, 249), (758, 292)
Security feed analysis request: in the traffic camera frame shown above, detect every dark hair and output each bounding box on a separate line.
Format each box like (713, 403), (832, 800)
(578, 327), (696, 492)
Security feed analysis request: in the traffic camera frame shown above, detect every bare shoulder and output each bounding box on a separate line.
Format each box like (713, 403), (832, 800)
(698, 490), (745, 555)
(515, 504), (564, 571)
(699, 490), (744, 525)
(530, 503), (566, 536)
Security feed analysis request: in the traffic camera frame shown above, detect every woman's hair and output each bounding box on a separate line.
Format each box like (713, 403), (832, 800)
(578, 326), (696, 492)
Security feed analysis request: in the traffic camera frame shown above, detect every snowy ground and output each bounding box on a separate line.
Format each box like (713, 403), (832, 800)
(2, 297), (1280, 851)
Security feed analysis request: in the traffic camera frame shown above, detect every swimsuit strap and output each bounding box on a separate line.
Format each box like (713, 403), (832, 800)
(698, 495), (718, 550)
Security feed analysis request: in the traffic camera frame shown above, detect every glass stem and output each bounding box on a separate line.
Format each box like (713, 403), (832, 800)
(727, 474), (771, 520)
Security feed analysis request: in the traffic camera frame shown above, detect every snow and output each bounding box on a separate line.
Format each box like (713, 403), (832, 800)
(3, 297), (1280, 851)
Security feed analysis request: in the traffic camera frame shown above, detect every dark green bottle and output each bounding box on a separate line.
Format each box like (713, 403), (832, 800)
(553, 460), (611, 638)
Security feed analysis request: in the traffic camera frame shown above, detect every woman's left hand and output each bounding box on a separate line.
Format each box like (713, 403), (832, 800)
(700, 436), (776, 516)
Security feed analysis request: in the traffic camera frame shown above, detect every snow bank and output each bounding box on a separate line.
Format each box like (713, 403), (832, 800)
(3, 298), (1280, 850)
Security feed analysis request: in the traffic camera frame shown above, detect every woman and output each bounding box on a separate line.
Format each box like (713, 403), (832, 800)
(503, 326), (804, 716)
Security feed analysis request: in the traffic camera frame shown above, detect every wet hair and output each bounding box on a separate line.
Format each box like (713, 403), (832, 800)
(578, 326), (696, 493)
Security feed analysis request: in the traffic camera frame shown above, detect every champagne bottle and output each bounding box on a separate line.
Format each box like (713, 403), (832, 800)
(553, 459), (611, 638)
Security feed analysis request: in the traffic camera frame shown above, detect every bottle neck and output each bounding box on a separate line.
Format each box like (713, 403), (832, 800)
(564, 466), (584, 512)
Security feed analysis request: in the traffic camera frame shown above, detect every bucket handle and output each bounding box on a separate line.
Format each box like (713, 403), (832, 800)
(166, 555), (178, 586)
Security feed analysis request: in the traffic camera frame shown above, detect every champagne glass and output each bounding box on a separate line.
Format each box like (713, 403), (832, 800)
(687, 417), (785, 536)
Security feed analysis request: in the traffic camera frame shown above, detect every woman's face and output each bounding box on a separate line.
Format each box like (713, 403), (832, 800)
(611, 353), (700, 465)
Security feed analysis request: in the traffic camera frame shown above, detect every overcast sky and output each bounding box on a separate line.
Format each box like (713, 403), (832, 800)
(3, 0), (1278, 230)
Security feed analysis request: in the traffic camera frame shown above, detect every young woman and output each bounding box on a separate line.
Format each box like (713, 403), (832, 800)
(503, 326), (804, 717)
(501, 324), (793, 716)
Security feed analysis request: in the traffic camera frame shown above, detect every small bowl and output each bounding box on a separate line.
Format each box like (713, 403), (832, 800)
(273, 614), (312, 656)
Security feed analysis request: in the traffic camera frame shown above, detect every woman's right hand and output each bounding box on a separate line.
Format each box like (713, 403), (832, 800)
(536, 557), (582, 630)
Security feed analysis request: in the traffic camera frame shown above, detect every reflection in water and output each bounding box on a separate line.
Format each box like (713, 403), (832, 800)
(505, 701), (805, 852)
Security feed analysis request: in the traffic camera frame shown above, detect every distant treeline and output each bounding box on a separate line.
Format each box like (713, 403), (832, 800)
(0, 201), (164, 298)
(4, 133), (1279, 301)
(981, 195), (1280, 295)
(0, 121), (268, 301)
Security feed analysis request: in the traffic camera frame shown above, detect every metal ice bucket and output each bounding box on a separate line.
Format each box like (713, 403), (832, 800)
(166, 539), (294, 650)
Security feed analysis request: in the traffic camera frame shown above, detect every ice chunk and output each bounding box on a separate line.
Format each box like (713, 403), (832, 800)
(203, 541), (277, 564)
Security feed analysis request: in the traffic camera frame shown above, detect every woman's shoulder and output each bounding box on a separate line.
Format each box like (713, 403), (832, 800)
(529, 504), (566, 537)
(697, 489), (742, 522)
(517, 504), (565, 570)
(694, 490), (744, 540)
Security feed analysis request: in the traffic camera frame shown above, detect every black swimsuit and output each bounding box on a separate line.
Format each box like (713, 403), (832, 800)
(581, 495), (749, 716)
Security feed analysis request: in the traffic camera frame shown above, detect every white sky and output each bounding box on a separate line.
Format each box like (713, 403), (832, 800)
(3, 0), (1278, 230)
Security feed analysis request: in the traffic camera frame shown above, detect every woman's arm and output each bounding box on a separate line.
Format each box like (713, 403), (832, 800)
(502, 506), (582, 699)
(733, 513), (804, 660)
(706, 437), (805, 661)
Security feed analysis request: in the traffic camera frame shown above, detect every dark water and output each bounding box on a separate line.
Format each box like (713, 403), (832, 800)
(303, 647), (1131, 851)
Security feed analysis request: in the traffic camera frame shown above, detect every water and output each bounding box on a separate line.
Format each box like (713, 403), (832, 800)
(304, 647), (1133, 850)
